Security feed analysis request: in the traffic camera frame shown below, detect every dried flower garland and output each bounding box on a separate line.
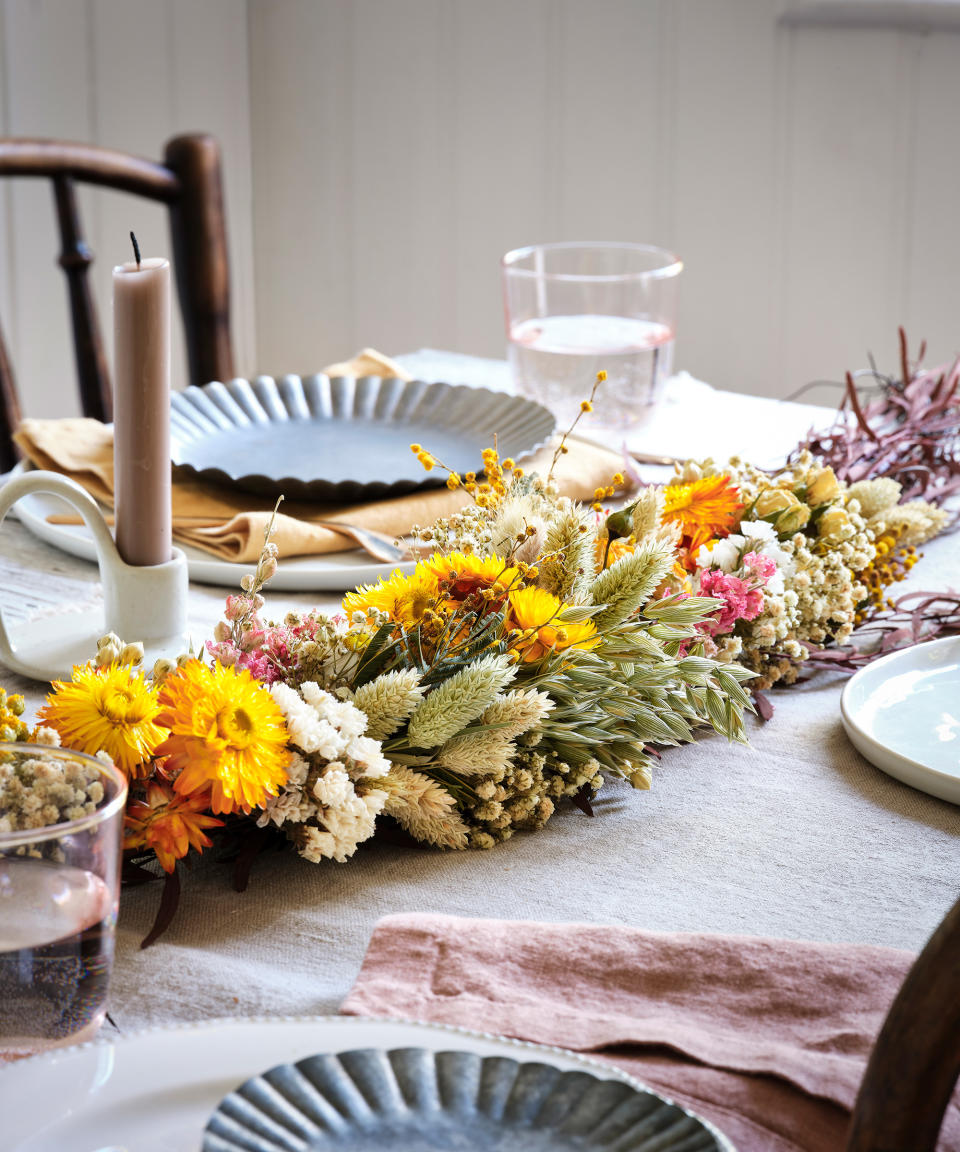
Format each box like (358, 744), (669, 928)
(7, 337), (955, 942)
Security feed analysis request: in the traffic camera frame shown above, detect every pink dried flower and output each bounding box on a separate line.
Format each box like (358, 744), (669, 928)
(742, 551), (777, 581)
(223, 594), (247, 622)
(698, 569), (766, 637)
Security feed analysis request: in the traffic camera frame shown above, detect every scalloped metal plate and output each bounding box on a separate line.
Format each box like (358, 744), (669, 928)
(170, 376), (556, 501)
(202, 1047), (725, 1152)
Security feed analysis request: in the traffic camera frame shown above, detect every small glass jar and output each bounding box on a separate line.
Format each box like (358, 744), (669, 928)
(0, 742), (127, 1056)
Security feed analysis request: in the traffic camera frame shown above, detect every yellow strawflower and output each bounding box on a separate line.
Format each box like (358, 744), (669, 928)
(155, 661), (290, 814)
(344, 564), (441, 626)
(504, 587), (598, 663)
(0, 688), (29, 743)
(38, 663), (166, 778)
(425, 552), (520, 600)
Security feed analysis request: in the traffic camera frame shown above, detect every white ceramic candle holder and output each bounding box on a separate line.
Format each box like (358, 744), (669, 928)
(0, 471), (191, 682)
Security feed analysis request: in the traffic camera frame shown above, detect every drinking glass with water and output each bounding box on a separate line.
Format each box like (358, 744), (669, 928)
(502, 242), (682, 430)
(0, 743), (126, 1056)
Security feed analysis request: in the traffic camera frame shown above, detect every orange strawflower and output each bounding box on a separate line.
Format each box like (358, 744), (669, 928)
(154, 660), (290, 814)
(124, 780), (223, 873)
(663, 474), (742, 562)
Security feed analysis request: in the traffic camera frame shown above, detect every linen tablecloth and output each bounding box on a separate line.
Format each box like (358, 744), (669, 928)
(0, 353), (957, 1038)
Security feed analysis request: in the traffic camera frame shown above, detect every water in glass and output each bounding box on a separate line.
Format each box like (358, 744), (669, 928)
(509, 314), (674, 430)
(0, 856), (114, 1051)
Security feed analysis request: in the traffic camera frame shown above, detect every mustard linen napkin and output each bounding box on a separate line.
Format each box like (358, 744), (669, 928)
(13, 351), (628, 564)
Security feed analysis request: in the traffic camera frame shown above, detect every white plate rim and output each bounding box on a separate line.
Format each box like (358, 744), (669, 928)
(839, 634), (960, 804)
(7, 462), (416, 592)
(0, 1013), (735, 1152)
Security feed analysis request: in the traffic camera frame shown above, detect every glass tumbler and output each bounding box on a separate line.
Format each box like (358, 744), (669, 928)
(0, 743), (127, 1056)
(502, 242), (683, 431)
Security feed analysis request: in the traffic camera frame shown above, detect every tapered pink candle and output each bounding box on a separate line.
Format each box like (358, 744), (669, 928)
(112, 241), (172, 567)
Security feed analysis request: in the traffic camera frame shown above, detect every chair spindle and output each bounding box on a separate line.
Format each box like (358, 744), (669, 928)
(51, 174), (112, 423)
(0, 319), (20, 473)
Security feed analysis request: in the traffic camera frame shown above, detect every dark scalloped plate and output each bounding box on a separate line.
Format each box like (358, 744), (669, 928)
(202, 1047), (729, 1152)
(170, 376), (556, 502)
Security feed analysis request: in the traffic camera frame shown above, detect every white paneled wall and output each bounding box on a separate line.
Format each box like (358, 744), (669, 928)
(249, 0), (960, 398)
(0, 0), (256, 417)
(2, 0), (959, 412)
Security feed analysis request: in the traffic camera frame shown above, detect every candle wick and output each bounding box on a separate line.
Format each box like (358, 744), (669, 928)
(130, 231), (141, 270)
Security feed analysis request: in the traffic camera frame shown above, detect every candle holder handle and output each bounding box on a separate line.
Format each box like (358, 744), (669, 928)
(0, 470), (191, 681)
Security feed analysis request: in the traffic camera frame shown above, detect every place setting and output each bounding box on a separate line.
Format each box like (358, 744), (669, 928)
(1, 22), (960, 1149)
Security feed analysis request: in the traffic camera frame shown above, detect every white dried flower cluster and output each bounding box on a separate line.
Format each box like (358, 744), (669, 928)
(705, 453), (876, 687)
(788, 533), (868, 648)
(260, 682), (389, 863)
(411, 502), (493, 557)
(846, 478), (948, 546)
(0, 752), (104, 834)
(462, 746), (602, 849)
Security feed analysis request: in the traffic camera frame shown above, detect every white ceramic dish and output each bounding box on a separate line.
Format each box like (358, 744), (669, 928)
(0, 1015), (734, 1152)
(840, 635), (960, 805)
(8, 467), (415, 592)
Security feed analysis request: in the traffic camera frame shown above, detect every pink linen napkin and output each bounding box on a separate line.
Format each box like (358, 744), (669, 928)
(341, 913), (960, 1152)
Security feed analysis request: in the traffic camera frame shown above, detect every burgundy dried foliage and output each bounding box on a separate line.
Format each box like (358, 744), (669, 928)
(572, 785), (595, 817)
(140, 866), (181, 950)
(752, 691), (775, 723)
(231, 825), (273, 893)
(797, 328), (960, 510)
(804, 590), (960, 673)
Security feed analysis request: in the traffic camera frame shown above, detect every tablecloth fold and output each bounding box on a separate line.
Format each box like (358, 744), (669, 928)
(341, 912), (960, 1152)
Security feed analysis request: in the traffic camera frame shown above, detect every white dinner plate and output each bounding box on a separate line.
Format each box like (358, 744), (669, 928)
(8, 465), (415, 592)
(0, 1015), (734, 1152)
(840, 635), (960, 805)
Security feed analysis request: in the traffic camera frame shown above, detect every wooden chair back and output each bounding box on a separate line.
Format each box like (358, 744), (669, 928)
(0, 133), (234, 472)
(847, 894), (960, 1151)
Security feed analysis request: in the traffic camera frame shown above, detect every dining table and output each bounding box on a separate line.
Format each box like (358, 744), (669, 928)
(0, 347), (957, 1044)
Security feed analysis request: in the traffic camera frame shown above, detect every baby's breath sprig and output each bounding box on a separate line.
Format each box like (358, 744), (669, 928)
(547, 370), (607, 485)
